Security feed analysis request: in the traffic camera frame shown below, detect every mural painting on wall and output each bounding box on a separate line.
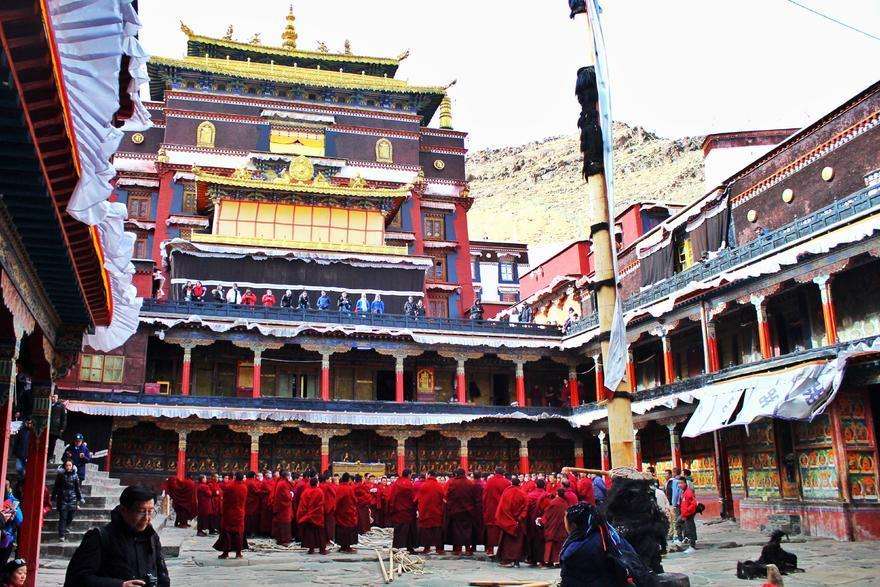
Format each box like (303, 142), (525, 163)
(728, 453), (745, 492)
(416, 367), (435, 402)
(406, 431), (458, 474)
(837, 392), (879, 500)
(110, 423), (176, 478)
(685, 456), (717, 492)
(469, 432), (518, 474)
(529, 435), (574, 474)
(745, 420), (781, 498)
(330, 430), (395, 474)
(259, 428), (321, 472)
(793, 414), (839, 500)
(187, 427), (250, 475)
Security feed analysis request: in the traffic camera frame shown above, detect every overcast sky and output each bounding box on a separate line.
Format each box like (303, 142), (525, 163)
(139, 0), (880, 150)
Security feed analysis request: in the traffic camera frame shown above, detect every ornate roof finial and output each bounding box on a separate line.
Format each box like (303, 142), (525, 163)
(282, 4), (298, 49)
(249, 32), (261, 45)
(344, 39), (353, 55)
(180, 21), (193, 36)
(438, 95), (453, 129)
(223, 25), (234, 41)
(316, 40), (328, 53)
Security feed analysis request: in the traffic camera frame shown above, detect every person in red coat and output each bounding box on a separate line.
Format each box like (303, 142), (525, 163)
(495, 477), (528, 567)
(576, 473), (596, 505)
(525, 478), (551, 566)
(483, 468), (512, 557)
(271, 471), (295, 546)
(538, 488), (569, 566)
(241, 289), (257, 305)
(444, 468), (475, 555)
(319, 473), (337, 546)
(416, 471), (445, 554)
(386, 469), (417, 554)
(297, 476), (327, 554)
(195, 475), (216, 536)
(334, 473), (359, 552)
(214, 472), (249, 559)
(261, 289), (276, 307)
(353, 474), (372, 534)
(678, 476), (698, 546)
(259, 469), (274, 537)
(166, 476), (197, 528)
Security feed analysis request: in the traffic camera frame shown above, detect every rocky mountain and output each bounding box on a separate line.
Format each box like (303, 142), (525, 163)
(466, 122), (705, 245)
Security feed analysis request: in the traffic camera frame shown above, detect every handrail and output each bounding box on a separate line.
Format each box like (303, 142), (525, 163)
(140, 298), (564, 336)
(567, 185), (880, 336)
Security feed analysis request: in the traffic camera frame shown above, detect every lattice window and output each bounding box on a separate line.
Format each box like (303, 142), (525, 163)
(182, 185), (198, 212)
(133, 235), (149, 259)
(427, 296), (448, 318)
(127, 195), (150, 220)
(423, 214), (445, 240)
(80, 355), (124, 383)
(178, 228), (193, 241)
(499, 261), (516, 282)
(426, 253), (447, 282)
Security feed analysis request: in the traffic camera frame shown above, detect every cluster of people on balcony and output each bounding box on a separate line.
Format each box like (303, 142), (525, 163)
(182, 282), (431, 318)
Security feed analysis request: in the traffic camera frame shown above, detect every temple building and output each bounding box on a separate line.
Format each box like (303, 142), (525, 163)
(55, 7), (880, 542)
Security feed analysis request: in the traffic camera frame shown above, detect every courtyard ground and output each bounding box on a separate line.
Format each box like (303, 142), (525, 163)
(37, 518), (880, 586)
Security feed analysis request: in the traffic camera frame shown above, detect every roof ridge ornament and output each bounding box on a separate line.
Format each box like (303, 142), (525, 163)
(223, 25), (234, 41)
(282, 4), (298, 49)
(349, 174), (367, 189)
(180, 21), (193, 36)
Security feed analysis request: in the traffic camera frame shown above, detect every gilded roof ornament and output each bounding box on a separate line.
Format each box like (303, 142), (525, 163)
(415, 168), (426, 185)
(231, 167), (252, 179)
(313, 172), (330, 187)
(190, 165), (202, 175)
(438, 95), (453, 129)
(316, 41), (328, 53)
(180, 21), (193, 36)
(156, 147), (169, 164)
(223, 25), (234, 41)
(282, 4), (298, 49)
(344, 40), (353, 55)
(349, 175), (367, 189)
(397, 49), (410, 61)
(288, 155), (314, 183)
(249, 33), (262, 45)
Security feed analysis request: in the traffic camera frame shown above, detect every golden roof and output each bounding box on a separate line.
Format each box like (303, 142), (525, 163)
(194, 166), (412, 200)
(151, 55), (445, 96)
(182, 30), (405, 67)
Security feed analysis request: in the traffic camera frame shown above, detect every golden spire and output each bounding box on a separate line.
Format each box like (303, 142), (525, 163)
(438, 95), (453, 129)
(344, 39), (353, 55)
(249, 32), (262, 45)
(223, 25), (234, 41)
(282, 4), (298, 49)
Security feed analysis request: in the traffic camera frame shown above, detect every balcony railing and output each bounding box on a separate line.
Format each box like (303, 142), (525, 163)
(141, 299), (564, 336)
(568, 184), (880, 336)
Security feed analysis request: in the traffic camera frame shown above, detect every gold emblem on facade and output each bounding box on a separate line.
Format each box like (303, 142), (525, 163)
(747, 209), (758, 223)
(821, 166), (834, 181)
(131, 132), (144, 144)
(782, 188), (794, 203)
(433, 159), (445, 170)
(349, 174), (367, 189)
(288, 155), (314, 182)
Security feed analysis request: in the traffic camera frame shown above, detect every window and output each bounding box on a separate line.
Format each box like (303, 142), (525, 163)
(196, 120), (216, 148)
(427, 254), (447, 282)
(80, 354), (124, 383)
(427, 296), (448, 318)
(127, 195), (150, 220)
(182, 185), (198, 212)
(133, 235), (149, 259)
(471, 259), (480, 282)
(500, 292), (519, 303)
(499, 260), (516, 283)
(423, 215), (445, 240)
(178, 228), (193, 241)
(674, 236), (694, 272)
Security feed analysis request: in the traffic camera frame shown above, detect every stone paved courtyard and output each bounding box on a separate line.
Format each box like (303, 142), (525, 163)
(37, 519), (880, 586)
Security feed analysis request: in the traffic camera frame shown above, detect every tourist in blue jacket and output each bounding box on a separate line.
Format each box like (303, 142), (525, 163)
(63, 433), (92, 481)
(370, 294), (385, 315)
(559, 503), (616, 586)
(316, 291), (331, 311)
(355, 293), (370, 314)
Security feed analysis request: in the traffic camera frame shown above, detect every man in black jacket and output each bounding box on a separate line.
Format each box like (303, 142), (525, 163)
(49, 393), (67, 457)
(64, 485), (170, 587)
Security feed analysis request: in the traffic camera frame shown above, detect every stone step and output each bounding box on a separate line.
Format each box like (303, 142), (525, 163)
(42, 530), (88, 544)
(41, 541), (180, 560)
(42, 517), (111, 533)
(45, 507), (111, 520)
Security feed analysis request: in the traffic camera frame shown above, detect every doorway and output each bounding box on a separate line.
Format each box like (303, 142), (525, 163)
(376, 370), (395, 402)
(492, 374), (510, 406)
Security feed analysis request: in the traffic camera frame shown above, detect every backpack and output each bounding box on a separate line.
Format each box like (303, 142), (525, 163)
(600, 523), (658, 587)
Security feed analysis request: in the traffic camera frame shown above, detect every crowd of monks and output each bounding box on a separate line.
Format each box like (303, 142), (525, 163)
(165, 466), (608, 567)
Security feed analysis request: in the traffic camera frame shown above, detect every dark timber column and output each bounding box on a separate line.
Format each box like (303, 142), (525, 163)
(713, 430), (735, 519)
(814, 275), (838, 345)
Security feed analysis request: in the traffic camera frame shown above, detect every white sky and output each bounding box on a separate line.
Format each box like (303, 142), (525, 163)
(139, 0), (880, 150)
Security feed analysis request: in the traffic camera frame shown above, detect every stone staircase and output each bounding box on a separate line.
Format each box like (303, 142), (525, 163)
(39, 463), (124, 559)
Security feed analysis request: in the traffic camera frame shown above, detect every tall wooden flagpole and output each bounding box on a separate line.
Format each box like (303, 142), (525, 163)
(573, 1), (635, 468)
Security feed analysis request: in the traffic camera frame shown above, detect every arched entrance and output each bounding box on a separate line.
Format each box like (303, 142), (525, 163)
(259, 427), (321, 472)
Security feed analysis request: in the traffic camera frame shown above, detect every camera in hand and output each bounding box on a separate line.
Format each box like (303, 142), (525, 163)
(144, 573), (159, 587)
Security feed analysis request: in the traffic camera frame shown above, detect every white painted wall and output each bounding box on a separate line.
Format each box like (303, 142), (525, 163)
(704, 144), (777, 191)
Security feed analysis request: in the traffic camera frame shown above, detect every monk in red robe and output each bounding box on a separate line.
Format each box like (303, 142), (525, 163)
(244, 471), (262, 537)
(470, 472), (485, 553)
(195, 475), (217, 536)
(214, 472), (249, 559)
(271, 471), (295, 546)
(166, 476), (197, 528)
(539, 488), (569, 566)
(353, 474), (372, 534)
(495, 477), (528, 567)
(297, 476), (327, 554)
(386, 469), (417, 554)
(444, 468), (475, 555)
(259, 469), (275, 536)
(483, 468), (511, 557)
(319, 473), (337, 545)
(525, 478), (552, 566)
(416, 471), (445, 554)
(209, 473), (223, 533)
(290, 472), (306, 541)
(334, 473), (359, 552)
(577, 473), (596, 505)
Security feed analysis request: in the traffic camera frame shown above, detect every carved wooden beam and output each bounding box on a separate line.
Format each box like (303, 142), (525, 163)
(793, 259), (851, 284)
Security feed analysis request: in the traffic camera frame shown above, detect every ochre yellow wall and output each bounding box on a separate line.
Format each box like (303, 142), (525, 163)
(269, 128), (325, 157)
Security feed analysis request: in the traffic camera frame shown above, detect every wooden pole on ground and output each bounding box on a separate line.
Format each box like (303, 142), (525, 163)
(578, 4), (635, 469)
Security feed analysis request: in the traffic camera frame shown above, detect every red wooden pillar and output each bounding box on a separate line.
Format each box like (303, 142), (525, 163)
(0, 350), (14, 486)
(249, 432), (260, 472)
(251, 349), (262, 398)
(666, 422), (682, 470)
(459, 437), (469, 471)
(519, 440), (530, 475)
(752, 295), (773, 359)
(456, 358), (467, 404)
(514, 361), (526, 406)
(815, 275), (838, 345)
(626, 349), (637, 392)
(320, 351), (331, 401)
(706, 322), (720, 373)
(633, 429), (643, 471)
(661, 334), (675, 384)
(396, 355), (406, 403)
(19, 426), (48, 587)
(396, 439), (406, 475)
(180, 346), (192, 396)
(593, 353), (605, 401)
(568, 365), (580, 407)
(176, 431), (187, 481)
(574, 443), (585, 469)
(105, 436), (113, 473)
